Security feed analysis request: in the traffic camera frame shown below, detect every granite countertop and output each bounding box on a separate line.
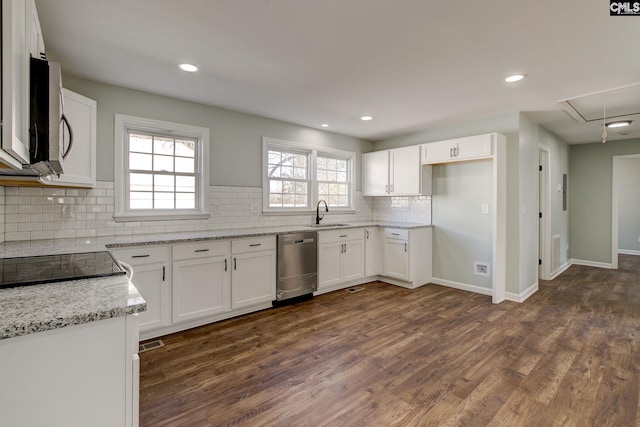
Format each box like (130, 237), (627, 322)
(0, 221), (431, 257)
(0, 221), (428, 340)
(0, 274), (146, 340)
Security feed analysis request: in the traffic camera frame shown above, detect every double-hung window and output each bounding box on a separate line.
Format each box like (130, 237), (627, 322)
(114, 114), (210, 221)
(263, 137), (355, 213)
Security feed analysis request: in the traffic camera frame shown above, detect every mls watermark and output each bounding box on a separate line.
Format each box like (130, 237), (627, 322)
(610, 1), (640, 15)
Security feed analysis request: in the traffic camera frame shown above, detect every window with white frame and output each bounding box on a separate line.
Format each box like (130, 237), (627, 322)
(263, 137), (355, 212)
(114, 114), (209, 221)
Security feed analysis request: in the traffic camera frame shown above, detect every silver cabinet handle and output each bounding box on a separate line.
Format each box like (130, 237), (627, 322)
(234, 257), (237, 270)
(131, 254), (150, 258)
(162, 266), (165, 282)
(392, 233), (400, 236)
(340, 235), (348, 238)
(404, 243), (407, 252)
(249, 243), (262, 247)
(195, 249), (210, 253)
(224, 258), (227, 272)
(366, 230), (369, 239)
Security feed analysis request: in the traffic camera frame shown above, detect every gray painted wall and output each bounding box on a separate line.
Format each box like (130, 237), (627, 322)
(617, 157), (640, 252)
(62, 76), (372, 188)
(520, 114), (571, 277)
(372, 114), (521, 294)
(570, 139), (640, 263)
(432, 160), (493, 288)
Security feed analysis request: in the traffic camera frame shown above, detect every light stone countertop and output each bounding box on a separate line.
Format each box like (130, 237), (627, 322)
(0, 221), (429, 340)
(0, 274), (146, 340)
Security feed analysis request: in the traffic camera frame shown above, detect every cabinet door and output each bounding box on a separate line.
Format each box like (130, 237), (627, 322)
(232, 251), (276, 309)
(318, 242), (343, 289)
(130, 262), (170, 332)
(422, 141), (455, 164)
(455, 134), (492, 160)
(172, 255), (230, 323)
(390, 145), (421, 195)
(362, 150), (389, 196)
(341, 239), (365, 282)
(365, 227), (380, 277)
(1, 0), (32, 166)
(49, 89), (97, 187)
(383, 238), (410, 281)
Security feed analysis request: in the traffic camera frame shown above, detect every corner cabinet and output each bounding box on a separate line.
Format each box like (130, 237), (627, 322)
(364, 227), (381, 277)
(422, 133), (493, 164)
(318, 229), (365, 291)
(172, 241), (231, 323)
(48, 89), (97, 187)
(231, 236), (276, 309)
(363, 145), (422, 196)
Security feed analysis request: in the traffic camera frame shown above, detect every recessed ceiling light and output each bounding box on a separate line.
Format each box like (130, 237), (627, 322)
(505, 74), (526, 83)
(321, 124), (329, 128)
(606, 120), (632, 128)
(179, 63), (198, 72)
(361, 116), (373, 121)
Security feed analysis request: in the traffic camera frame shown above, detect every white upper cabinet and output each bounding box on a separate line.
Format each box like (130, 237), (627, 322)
(1, 0), (35, 167)
(48, 89), (97, 187)
(363, 145), (422, 196)
(422, 133), (493, 165)
(362, 150), (389, 196)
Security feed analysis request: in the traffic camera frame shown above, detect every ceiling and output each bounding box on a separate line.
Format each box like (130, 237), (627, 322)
(36, 0), (640, 144)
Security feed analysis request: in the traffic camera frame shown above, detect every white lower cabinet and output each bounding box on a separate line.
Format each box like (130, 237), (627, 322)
(318, 229), (364, 290)
(231, 236), (276, 309)
(383, 233), (410, 281)
(112, 245), (171, 333)
(380, 227), (432, 288)
(365, 227), (380, 277)
(0, 315), (140, 427)
(172, 241), (231, 323)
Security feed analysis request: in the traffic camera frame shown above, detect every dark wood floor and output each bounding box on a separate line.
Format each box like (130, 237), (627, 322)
(139, 255), (640, 426)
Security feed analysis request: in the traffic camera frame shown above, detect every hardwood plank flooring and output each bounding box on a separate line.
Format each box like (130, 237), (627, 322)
(140, 255), (640, 426)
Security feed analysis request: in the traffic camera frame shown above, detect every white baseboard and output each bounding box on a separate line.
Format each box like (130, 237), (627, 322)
(430, 277), (492, 296)
(570, 259), (614, 269)
(505, 281), (538, 303)
(618, 249), (640, 256)
(550, 260), (572, 280)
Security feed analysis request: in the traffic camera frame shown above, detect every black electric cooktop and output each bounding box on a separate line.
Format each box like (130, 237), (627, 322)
(0, 251), (126, 289)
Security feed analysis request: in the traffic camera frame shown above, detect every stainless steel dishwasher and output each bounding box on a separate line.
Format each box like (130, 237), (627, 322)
(276, 231), (317, 303)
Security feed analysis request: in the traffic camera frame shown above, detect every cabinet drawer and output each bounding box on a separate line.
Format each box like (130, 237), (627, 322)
(383, 228), (409, 240)
(111, 245), (170, 265)
(173, 240), (230, 261)
(318, 228), (364, 244)
(232, 235), (276, 254)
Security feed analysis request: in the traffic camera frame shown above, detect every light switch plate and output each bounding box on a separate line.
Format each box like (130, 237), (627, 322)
(481, 204), (489, 214)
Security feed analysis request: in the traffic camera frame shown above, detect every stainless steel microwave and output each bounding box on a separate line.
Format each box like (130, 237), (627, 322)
(28, 57), (72, 176)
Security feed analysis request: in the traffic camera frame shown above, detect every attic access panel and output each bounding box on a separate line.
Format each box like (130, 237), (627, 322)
(558, 83), (640, 123)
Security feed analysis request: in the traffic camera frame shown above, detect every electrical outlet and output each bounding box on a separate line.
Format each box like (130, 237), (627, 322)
(474, 261), (490, 277)
(481, 204), (489, 214)
(250, 203), (260, 214)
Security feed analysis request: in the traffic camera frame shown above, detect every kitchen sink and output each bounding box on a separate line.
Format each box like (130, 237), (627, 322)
(310, 223), (350, 228)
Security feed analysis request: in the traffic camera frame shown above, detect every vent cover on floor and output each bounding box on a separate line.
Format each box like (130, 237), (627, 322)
(345, 287), (365, 294)
(139, 339), (164, 353)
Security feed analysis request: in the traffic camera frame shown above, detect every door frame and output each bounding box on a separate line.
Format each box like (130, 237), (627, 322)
(611, 154), (640, 269)
(538, 144), (551, 280)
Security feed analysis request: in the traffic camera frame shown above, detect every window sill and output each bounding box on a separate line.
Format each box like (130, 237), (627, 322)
(113, 212), (211, 222)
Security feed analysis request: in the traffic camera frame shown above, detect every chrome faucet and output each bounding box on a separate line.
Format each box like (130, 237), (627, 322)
(316, 200), (329, 224)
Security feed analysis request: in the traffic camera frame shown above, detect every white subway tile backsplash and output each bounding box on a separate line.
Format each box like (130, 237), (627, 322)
(1, 182), (415, 242)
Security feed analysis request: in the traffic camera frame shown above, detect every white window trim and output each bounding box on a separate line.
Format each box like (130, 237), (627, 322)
(262, 137), (356, 214)
(114, 114), (210, 222)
